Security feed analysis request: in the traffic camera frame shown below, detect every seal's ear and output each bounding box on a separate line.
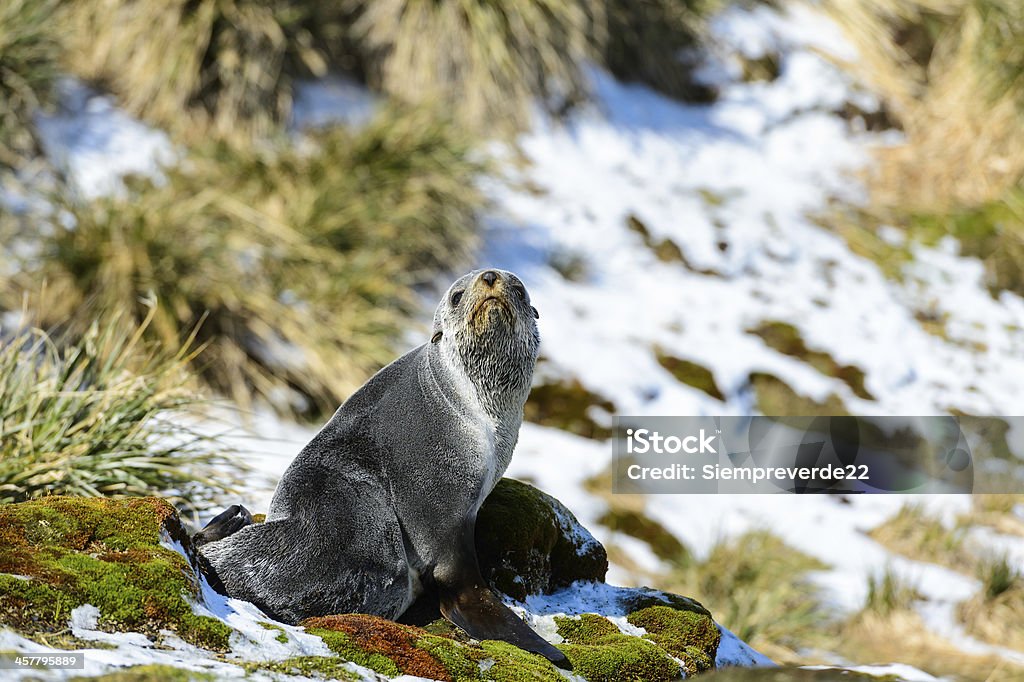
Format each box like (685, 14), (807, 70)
(531, 306), (540, 319)
(431, 330), (443, 344)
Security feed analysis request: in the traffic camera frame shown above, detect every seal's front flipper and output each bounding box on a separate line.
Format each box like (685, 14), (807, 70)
(193, 504), (253, 547)
(441, 585), (572, 670)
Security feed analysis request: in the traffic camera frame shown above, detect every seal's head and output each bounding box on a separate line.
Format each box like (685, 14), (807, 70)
(430, 269), (540, 407)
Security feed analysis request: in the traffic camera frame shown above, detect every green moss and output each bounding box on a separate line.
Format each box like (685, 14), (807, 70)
(254, 656), (360, 680)
(557, 636), (680, 682)
(0, 497), (231, 651)
(627, 605), (720, 675)
(414, 635), (481, 681)
(749, 321), (873, 400)
(620, 590), (711, 618)
(306, 627), (402, 677)
(71, 664), (215, 681)
(749, 372), (848, 417)
(552, 602), (719, 678)
(524, 379), (614, 440)
(258, 621), (289, 643)
(476, 478), (607, 601)
(654, 349), (725, 401)
(478, 640), (563, 682)
(554, 614), (620, 644)
(553, 613), (692, 681)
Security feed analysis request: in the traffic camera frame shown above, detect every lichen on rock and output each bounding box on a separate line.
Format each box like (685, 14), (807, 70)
(475, 478), (608, 601)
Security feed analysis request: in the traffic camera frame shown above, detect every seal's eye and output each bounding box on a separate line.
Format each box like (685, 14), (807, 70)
(450, 290), (464, 306)
(512, 284), (527, 299)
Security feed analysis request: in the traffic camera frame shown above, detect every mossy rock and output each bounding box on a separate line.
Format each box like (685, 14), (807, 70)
(0, 496), (231, 651)
(71, 664), (215, 681)
(700, 667), (899, 681)
(476, 478), (608, 601)
(304, 614), (450, 680)
(553, 613), (680, 682)
(628, 605), (720, 676)
(303, 613), (565, 682)
(0, 495), (732, 681)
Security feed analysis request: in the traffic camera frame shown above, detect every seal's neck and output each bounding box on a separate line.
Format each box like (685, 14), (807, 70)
(428, 331), (536, 425)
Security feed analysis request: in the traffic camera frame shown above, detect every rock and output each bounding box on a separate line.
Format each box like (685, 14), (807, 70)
(0, 484), (753, 680)
(700, 667), (913, 681)
(475, 478), (608, 601)
(0, 496), (232, 651)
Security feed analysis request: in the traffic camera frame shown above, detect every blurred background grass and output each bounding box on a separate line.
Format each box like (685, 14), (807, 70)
(0, 0), (723, 425)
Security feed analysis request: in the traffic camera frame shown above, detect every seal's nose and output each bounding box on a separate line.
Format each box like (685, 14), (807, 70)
(480, 270), (499, 287)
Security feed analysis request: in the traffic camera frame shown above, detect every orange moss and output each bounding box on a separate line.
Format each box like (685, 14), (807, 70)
(302, 614), (454, 681)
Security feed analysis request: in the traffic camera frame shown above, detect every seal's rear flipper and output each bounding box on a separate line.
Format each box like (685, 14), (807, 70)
(193, 504), (253, 548)
(441, 585), (572, 670)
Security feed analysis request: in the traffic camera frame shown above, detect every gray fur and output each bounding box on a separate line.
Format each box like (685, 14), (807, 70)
(199, 269), (545, 634)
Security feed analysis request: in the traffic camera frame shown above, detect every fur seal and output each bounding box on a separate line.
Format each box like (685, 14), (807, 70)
(195, 268), (567, 667)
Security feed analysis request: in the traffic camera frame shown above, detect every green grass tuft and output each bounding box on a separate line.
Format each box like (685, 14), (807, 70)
(0, 0), (60, 167)
(665, 530), (831, 653)
(978, 554), (1021, 600)
(0, 308), (233, 512)
(864, 568), (922, 616)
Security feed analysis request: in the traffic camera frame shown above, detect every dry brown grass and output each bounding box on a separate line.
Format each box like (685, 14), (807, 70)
(966, 495), (1024, 537)
(821, 0), (1024, 210)
(57, 0), (327, 139)
(867, 504), (975, 574)
(836, 610), (1023, 681)
(2, 105), (482, 418)
(0, 0), (59, 167)
(344, 0), (599, 132)
(959, 554), (1024, 653)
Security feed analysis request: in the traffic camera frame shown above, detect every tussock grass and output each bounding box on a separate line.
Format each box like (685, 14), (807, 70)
(867, 504), (974, 574)
(823, 2), (1024, 298)
(58, 0), (328, 139)
(0, 307), (232, 514)
(5, 106), (481, 417)
(344, 0), (599, 131)
(603, 0), (716, 102)
(864, 568), (922, 616)
(6, 0), (717, 140)
(824, 0), (1024, 209)
(663, 530), (831, 660)
(0, 0), (59, 167)
(967, 495), (1024, 537)
(958, 554), (1024, 651)
(836, 609), (1023, 682)
(344, 0), (718, 128)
